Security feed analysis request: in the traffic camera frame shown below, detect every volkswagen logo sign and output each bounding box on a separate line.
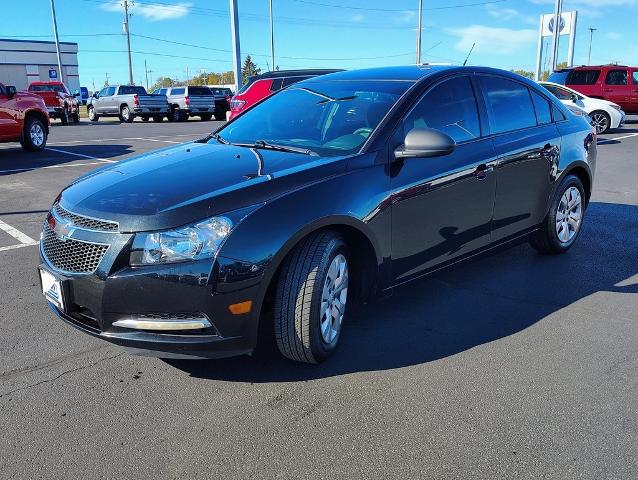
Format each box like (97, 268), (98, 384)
(548, 16), (565, 34)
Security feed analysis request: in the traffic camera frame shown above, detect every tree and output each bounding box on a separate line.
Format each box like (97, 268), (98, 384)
(511, 69), (535, 79)
(241, 55), (261, 85)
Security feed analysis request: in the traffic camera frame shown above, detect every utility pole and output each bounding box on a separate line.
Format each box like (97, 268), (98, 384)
(186, 66), (190, 86)
(144, 59), (149, 90)
(49, 0), (64, 83)
(229, 0), (241, 92)
(587, 27), (596, 65)
(123, 0), (134, 85)
(549, 0), (562, 72)
(269, 0), (275, 71)
(415, 0), (423, 64)
(104, 72), (110, 87)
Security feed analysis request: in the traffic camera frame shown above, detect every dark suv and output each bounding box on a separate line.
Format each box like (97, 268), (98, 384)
(565, 65), (638, 114)
(39, 66), (596, 364)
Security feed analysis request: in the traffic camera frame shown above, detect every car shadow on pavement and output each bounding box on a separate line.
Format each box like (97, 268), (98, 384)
(166, 201), (638, 383)
(0, 144), (134, 176)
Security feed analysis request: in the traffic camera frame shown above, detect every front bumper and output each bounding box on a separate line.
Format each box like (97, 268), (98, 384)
(47, 107), (63, 118)
(39, 235), (264, 358)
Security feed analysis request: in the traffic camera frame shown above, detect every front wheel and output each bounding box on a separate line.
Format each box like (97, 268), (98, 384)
(21, 117), (47, 152)
(273, 231), (349, 364)
(119, 105), (134, 123)
(152, 115), (163, 122)
(88, 106), (99, 122)
(60, 108), (69, 125)
(530, 174), (586, 254)
(589, 110), (611, 134)
(200, 113), (213, 121)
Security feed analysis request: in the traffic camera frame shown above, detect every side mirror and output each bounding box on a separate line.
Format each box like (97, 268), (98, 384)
(6, 86), (17, 99)
(93, 92), (99, 99)
(73, 91), (80, 97)
(394, 127), (456, 160)
(570, 93), (578, 103)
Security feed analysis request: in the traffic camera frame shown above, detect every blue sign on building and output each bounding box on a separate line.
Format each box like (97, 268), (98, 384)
(49, 69), (58, 80)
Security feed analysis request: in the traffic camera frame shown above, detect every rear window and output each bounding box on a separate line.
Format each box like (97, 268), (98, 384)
(29, 84), (64, 93)
(171, 88), (185, 95)
(566, 70), (600, 85)
(282, 76), (310, 88)
(530, 90), (552, 125)
(188, 86), (212, 95)
(547, 70), (573, 85)
(119, 85), (148, 95)
(237, 76), (258, 95)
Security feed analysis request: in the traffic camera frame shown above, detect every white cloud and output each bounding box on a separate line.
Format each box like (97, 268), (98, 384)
(395, 10), (416, 23)
(529, 0), (637, 6)
(100, 1), (192, 22)
(449, 25), (537, 55)
(486, 5), (537, 25)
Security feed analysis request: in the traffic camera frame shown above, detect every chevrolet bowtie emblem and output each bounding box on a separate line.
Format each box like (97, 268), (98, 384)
(53, 217), (74, 241)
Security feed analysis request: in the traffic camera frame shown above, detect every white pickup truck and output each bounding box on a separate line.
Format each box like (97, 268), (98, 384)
(87, 85), (168, 123)
(152, 86), (229, 122)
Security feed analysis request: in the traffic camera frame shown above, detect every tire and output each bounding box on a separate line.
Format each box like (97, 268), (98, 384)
(119, 105), (134, 123)
(214, 110), (225, 121)
(152, 115), (163, 122)
(200, 113), (213, 121)
(60, 108), (69, 126)
(273, 231), (350, 364)
(530, 174), (586, 254)
(21, 116), (47, 152)
(72, 112), (80, 123)
(589, 110), (611, 134)
(88, 106), (99, 122)
(170, 106), (185, 122)
(141, 116), (149, 122)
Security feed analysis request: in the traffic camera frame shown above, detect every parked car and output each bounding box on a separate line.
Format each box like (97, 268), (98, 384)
(151, 86), (228, 122)
(0, 83), (50, 151)
(87, 85), (168, 123)
(28, 81), (79, 125)
(564, 65), (638, 115)
(540, 81), (625, 133)
(229, 69), (343, 120)
(38, 66), (596, 364)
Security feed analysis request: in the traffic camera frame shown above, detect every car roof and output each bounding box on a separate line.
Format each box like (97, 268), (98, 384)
(29, 81), (63, 85)
(251, 69), (344, 80)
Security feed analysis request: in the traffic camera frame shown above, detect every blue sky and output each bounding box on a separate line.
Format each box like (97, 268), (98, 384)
(5, 0), (638, 88)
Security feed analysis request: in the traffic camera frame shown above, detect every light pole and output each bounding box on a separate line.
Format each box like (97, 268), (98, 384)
(415, 0), (423, 64)
(49, 0), (64, 83)
(588, 27), (596, 65)
(123, 0), (134, 85)
(269, 0), (275, 71)
(229, 0), (241, 92)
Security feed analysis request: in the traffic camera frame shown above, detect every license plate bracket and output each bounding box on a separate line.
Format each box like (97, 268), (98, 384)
(39, 267), (65, 311)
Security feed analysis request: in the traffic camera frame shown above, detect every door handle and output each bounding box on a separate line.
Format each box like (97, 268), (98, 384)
(474, 164), (489, 180)
(603, 88), (613, 92)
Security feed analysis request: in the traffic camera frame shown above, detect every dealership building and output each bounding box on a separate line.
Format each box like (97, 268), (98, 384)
(0, 38), (80, 92)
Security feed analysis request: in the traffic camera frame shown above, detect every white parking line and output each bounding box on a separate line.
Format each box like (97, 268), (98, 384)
(47, 133), (196, 146)
(0, 161), (108, 175)
(609, 132), (638, 141)
(45, 148), (116, 163)
(0, 219), (39, 252)
(141, 138), (180, 144)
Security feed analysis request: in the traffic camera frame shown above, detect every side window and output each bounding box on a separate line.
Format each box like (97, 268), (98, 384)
(633, 71), (638, 85)
(552, 104), (566, 122)
(605, 69), (628, 86)
(172, 88), (185, 95)
(404, 76), (481, 143)
(545, 85), (572, 101)
(159, 88), (167, 95)
(270, 78), (283, 92)
(480, 76), (537, 134)
(98, 87), (108, 97)
(530, 90), (552, 125)
(567, 69), (600, 85)
(106, 86), (117, 96)
(0, 85), (6, 95)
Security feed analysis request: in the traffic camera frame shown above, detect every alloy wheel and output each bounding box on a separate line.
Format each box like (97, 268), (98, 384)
(29, 122), (44, 147)
(555, 186), (583, 243)
(122, 106), (130, 121)
(320, 254), (348, 345)
(590, 112), (609, 134)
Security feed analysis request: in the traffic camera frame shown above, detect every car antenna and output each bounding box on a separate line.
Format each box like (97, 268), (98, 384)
(463, 43), (476, 66)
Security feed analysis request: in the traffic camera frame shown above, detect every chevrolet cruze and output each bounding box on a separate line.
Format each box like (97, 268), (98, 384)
(39, 66), (596, 364)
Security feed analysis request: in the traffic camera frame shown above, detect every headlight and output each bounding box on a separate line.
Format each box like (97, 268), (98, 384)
(610, 104), (623, 112)
(129, 205), (260, 266)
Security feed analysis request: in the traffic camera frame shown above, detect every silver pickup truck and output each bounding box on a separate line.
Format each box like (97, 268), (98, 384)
(152, 86), (229, 122)
(87, 85), (168, 123)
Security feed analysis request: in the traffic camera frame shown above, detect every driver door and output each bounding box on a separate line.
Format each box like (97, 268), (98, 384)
(0, 85), (21, 140)
(390, 75), (497, 283)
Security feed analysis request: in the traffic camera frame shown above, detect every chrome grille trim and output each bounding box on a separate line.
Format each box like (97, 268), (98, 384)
(53, 203), (119, 232)
(41, 223), (110, 274)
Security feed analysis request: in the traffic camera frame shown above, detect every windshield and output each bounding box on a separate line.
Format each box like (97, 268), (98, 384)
(216, 80), (411, 157)
(29, 84), (64, 93)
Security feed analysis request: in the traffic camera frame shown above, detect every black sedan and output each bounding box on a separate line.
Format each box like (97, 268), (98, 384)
(39, 66), (597, 364)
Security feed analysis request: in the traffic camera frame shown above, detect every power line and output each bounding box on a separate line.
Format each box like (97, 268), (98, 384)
(291, 0), (507, 11)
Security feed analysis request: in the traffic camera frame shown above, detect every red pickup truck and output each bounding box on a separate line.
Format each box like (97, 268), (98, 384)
(0, 83), (50, 151)
(28, 81), (80, 125)
(565, 65), (638, 115)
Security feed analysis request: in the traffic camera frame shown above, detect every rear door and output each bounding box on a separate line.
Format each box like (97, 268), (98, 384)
(603, 68), (631, 111)
(630, 69), (638, 113)
(390, 75), (497, 283)
(478, 75), (559, 242)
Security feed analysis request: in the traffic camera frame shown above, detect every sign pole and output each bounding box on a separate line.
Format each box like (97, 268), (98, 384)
(567, 11), (578, 67)
(550, 0), (563, 72)
(535, 14), (544, 81)
(49, 0), (64, 83)
(229, 0), (241, 92)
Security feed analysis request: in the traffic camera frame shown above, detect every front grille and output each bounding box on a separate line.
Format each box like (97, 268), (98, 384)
(53, 203), (118, 232)
(41, 223), (109, 274)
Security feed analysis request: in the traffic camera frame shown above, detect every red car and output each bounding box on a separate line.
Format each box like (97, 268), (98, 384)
(228, 69), (343, 120)
(28, 81), (80, 125)
(0, 83), (50, 151)
(565, 65), (638, 114)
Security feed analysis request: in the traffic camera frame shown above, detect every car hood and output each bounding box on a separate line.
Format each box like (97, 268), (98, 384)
(59, 141), (348, 232)
(585, 97), (622, 111)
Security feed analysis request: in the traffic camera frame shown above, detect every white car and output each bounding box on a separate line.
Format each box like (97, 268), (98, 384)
(540, 81), (625, 134)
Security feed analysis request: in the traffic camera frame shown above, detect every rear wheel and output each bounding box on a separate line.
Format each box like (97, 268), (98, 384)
(152, 115), (163, 122)
(200, 113), (213, 121)
(273, 231), (349, 364)
(60, 108), (69, 125)
(530, 174), (586, 254)
(589, 110), (611, 134)
(119, 105), (134, 123)
(88, 106), (99, 122)
(170, 106), (185, 122)
(141, 116), (150, 122)
(72, 112), (80, 123)
(21, 117), (47, 152)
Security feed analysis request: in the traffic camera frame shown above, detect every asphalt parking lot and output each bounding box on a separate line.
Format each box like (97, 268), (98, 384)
(1, 118), (637, 479)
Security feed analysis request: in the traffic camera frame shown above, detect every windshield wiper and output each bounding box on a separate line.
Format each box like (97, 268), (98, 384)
(211, 133), (229, 144)
(237, 140), (317, 156)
